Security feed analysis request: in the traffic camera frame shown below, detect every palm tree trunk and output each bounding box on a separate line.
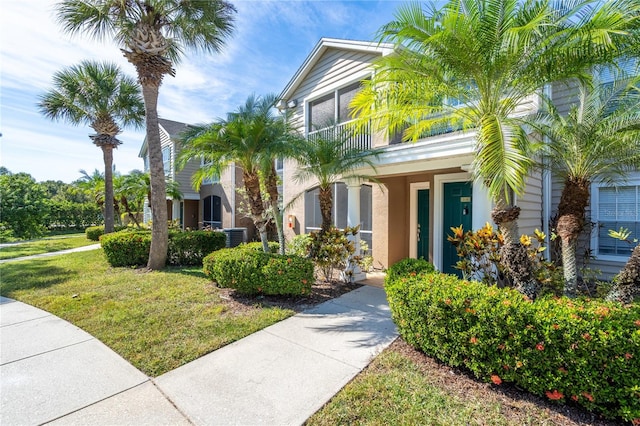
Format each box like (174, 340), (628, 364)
(491, 199), (539, 300)
(607, 243), (640, 304)
(243, 170), (269, 252)
(556, 177), (590, 297)
(319, 186), (333, 233)
(266, 165), (285, 255)
(142, 83), (169, 270)
(102, 145), (115, 234)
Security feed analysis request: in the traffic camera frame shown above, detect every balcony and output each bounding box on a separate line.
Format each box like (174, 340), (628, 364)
(308, 119), (371, 152)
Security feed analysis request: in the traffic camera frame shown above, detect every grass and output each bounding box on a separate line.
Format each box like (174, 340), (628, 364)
(0, 233), (96, 260)
(0, 249), (294, 376)
(306, 343), (579, 426)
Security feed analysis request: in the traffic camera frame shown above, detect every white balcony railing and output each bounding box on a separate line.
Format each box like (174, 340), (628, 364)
(308, 119), (371, 152)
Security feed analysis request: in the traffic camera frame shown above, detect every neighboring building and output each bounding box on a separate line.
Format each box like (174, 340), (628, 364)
(138, 118), (254, 239)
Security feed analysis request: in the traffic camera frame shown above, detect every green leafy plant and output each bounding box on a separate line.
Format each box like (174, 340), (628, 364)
(448, 224), (562, 296)
(286, 233), (312, 257)
(307, 226), (363, 283)
(101, 229), (226, 267)
(239, 241), (280, 253)
(202, 247), (313, 296)
(385, 267), (640, 423)
(384, 257), (435, 284)
(86, 225), (126, 241)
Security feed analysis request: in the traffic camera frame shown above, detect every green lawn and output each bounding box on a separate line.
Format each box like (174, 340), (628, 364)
(0, 234), (96, 260)
(0, 249), (294, 376)
(307, 346), (571, 426)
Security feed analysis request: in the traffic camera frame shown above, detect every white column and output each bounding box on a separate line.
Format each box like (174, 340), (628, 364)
(346, 179), (365, 282)
(172, 200), (181, 229)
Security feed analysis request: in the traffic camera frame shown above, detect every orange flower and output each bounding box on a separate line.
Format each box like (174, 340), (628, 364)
(625, 353), (633, 360)
(470, 337), (478, 344)
(536, 343), (545, 351)
(632, 419), (640, 426)
(635, 320), (640, 327)
(491, 375), (502, 385)
(552, 324), (560, 330)
(502, 299), (511, 306)
(444, 298), (452, 305)
(581, 392), (594, 402)
(301, 279), (307, 284)
(497, 343), (506, 350)
(571, 395), (579, 402)
(582, 333), (592, 341)
(502, 364), (510, 370)
(558, 367), (567, 374)
(545, 390), (564, 400)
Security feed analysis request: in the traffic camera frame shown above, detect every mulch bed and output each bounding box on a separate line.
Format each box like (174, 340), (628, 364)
(391, 339), (622, 426)
(213, 279), (362, 313)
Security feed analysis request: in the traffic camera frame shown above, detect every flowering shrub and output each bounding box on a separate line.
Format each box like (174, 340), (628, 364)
(202, 247), (313, 296)
(385, 266), (640, 423)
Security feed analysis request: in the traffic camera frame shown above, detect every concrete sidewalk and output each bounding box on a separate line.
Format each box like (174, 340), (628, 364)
(0, 243), (101, 264)
(1, 285), (397, 425)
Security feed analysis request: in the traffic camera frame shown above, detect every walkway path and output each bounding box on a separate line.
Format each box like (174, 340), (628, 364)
(0, 243), (101, 264)
(1, 285), (397, 425)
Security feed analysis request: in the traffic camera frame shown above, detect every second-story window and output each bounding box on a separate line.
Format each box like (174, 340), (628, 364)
(308, 81), (362, 132)
(162, 146), (171, 175)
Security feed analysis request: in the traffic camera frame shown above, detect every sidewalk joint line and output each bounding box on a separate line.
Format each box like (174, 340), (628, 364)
(150, 379), (197, 425)
(0, 313), (52, 328)
(0, 337), (95, 366)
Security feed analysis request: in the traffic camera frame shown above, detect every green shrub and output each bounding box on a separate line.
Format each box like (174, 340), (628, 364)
(168, 230), (226, 266)
(309, 226), (358, 283)
(238, 241), (280, 253)
(286, 234), (312, 257)
(86, 225), (126, 241)
(385, 271), (640, 423)
(101, 230), (151, 267)
(203, 248), (313, 296)
(385, 257), (435, 284)
(101, 229), (226, 267)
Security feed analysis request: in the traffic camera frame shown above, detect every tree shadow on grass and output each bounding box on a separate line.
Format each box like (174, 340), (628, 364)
(0, 261), (74, 296)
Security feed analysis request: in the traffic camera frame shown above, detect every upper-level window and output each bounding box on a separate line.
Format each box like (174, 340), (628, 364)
(592, 175), (640, 259)
(200, 158), (220, 186)
(308, 81), (362, 132)
(162, 146), (171, 175)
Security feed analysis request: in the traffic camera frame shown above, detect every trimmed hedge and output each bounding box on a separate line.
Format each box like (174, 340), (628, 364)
(86, 225), (126, 241)
(385, 257), (435, 283)
(101, 229), (226, 267)
(168, 230), (226, 266)
(238, 241), (280, 253)
(101, 230), (151, 267)
(385, 265), (640, 423)
(203, 247), (313, 296)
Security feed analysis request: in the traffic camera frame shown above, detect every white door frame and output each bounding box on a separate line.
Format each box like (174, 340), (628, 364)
(409, 182), (430, 259)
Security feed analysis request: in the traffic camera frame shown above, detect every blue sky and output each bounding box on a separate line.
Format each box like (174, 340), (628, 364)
(0, 0), (404, 183)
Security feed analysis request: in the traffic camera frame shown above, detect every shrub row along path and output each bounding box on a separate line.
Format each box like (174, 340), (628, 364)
(1, 277), (397, 425)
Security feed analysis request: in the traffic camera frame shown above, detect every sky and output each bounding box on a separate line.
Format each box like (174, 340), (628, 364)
(0, 0), (405, 183)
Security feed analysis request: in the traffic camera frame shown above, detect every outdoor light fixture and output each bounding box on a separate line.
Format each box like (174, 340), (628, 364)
(275, 99), (287, 111)
(287, 99), (298, 109)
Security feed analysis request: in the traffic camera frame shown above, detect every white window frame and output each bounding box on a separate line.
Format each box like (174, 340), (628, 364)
(590, 173), (640, 262)
(305, 79), (366, 136)
(200, 158), (220, 186)
(162, 146), (172, 177)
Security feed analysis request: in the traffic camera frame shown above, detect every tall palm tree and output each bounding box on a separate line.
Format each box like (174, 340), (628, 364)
(56, 0), (236, 269)
(535, 76), (640, 297)
(39, 62), (144, 234)
(351, 0), (639, 299)
(178, 94), (289, 253)
(290, 125), (381, 233)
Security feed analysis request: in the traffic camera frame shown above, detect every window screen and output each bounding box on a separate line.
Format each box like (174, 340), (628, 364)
(338, 82), (361, 123)
(309, 94), (335, 131)
(597, 185), (639, 256)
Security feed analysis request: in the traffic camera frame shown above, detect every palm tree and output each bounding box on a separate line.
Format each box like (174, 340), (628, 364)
(39, 61), (144, 233)
(56, 0), (236, 269)
(290, 125), (381, 233)
(535, 76), (640, 297)
(351, 0), (639, 299)
(178, 94), (289, 253)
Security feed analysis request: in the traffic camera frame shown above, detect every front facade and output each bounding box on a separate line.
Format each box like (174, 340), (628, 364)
(278, 38), (572, 275)
(138, 118), (254, 238)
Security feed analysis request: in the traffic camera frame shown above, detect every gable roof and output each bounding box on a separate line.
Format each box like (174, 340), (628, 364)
(138, 118), (191, 157)
(277, 38), (395, 104)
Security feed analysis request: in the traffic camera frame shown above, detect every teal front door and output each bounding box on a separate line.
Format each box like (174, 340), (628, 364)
(442, 182), (472, 277)
(417, 189), (429, 259)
